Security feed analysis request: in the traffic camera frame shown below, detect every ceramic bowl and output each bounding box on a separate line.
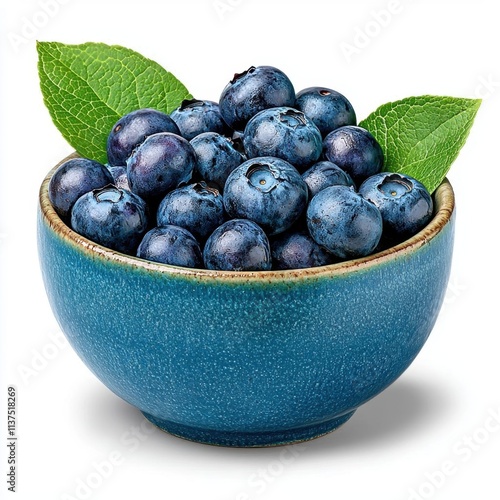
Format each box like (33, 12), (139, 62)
(37, 155), (455, 447)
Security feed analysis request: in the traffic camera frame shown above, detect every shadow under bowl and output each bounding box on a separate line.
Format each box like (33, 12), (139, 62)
(37, 156), (455, 447)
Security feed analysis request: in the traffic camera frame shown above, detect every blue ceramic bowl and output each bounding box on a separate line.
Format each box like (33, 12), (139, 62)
(37, 156), (455, 447)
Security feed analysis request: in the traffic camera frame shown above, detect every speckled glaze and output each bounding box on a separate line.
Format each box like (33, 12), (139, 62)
(37, 155), (455, 447)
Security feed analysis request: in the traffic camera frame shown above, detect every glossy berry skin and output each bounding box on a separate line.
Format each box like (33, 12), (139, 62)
(307, 186), (383, 259)
(107, 108), (180, 166)
(243, 107), (322, 172)
(48, 158), (114, 219)
(170, 99), (229, 140)
(190, 132), (245, 190)
(156, 182), (225, 241)
(137, 225), (202, 268)
(224, 157), (308, 236)
(203, 219), (271, 271)
(359, 172), (434, 239)
(323, 126), (384, 185)
(70, 185), (148, 255)
(271, 229), (334, 270)
(302, 160), (355, 198)
(219, 66), (296, 131)
(127, 132), (196, 202)
(108, 166), (131, 191)
(296, 87), (356, 137)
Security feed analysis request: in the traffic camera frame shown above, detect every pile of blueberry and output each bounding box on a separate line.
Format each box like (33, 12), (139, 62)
(48, 66), (434, 271)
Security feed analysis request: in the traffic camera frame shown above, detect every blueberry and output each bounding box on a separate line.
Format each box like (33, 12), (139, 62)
(359, 172), (434, 239)
(127, 132), (196, 202)
(243, 107), (322, 171)
(271, 229), (334, 269)
(219, 66), (296, 131)
(323, 126), (384, 185)
(137, 225), (202, 268)
(170, 99), (229, 140)
(302, 160), (355, 198)
(48, 158), (114, 219)
(307, 186), (382, 259)
(157, 182), (225, 241)
(224, 157), (308, 236)
(70, 185), (148, 255)
(296, 87), (356, 137)
(107, 165), (131, 191)
(190, 132), (245, 190)
(203, 219), (271, 271)
(107, 108), (180, 166)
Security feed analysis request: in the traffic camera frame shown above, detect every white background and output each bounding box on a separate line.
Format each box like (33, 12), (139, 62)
(1, 0), (499, 499)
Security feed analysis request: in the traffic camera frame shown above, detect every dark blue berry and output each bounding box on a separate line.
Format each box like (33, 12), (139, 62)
(137, 225), (202, 268)
(271, 229), (334, 269)
(157, 182), (225, 241)
(203, 219), (271, 271)
(48, 158), (114, 219)
(307, 186), (382, 259)
(323, 126), (384, 185)
(107, 108), (180, 166)
(219, 66), (296, 131)
(190, 132), (245, 190)
(243, 107), (322, 171)
(127, 132), (196, 202)
(302, 160), (355, 198)
(359, 172), (434, 239)
(224, 157), (308, 236)
(296, 87), (356, 137)
(170, 99), (229, 140)
(70, 185), (148, 255)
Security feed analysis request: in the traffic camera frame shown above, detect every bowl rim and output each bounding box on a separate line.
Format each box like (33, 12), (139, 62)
(39, 153), (455, 282)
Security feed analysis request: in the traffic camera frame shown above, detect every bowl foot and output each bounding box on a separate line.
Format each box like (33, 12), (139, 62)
(141, 410), (356, 447)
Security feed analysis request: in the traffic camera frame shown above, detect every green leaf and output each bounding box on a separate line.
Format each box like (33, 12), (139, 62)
(37, 41), (192, 164)
(359, 95), (481, 193)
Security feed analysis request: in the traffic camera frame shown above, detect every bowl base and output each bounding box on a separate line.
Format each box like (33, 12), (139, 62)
(141, 410), (356, 447)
